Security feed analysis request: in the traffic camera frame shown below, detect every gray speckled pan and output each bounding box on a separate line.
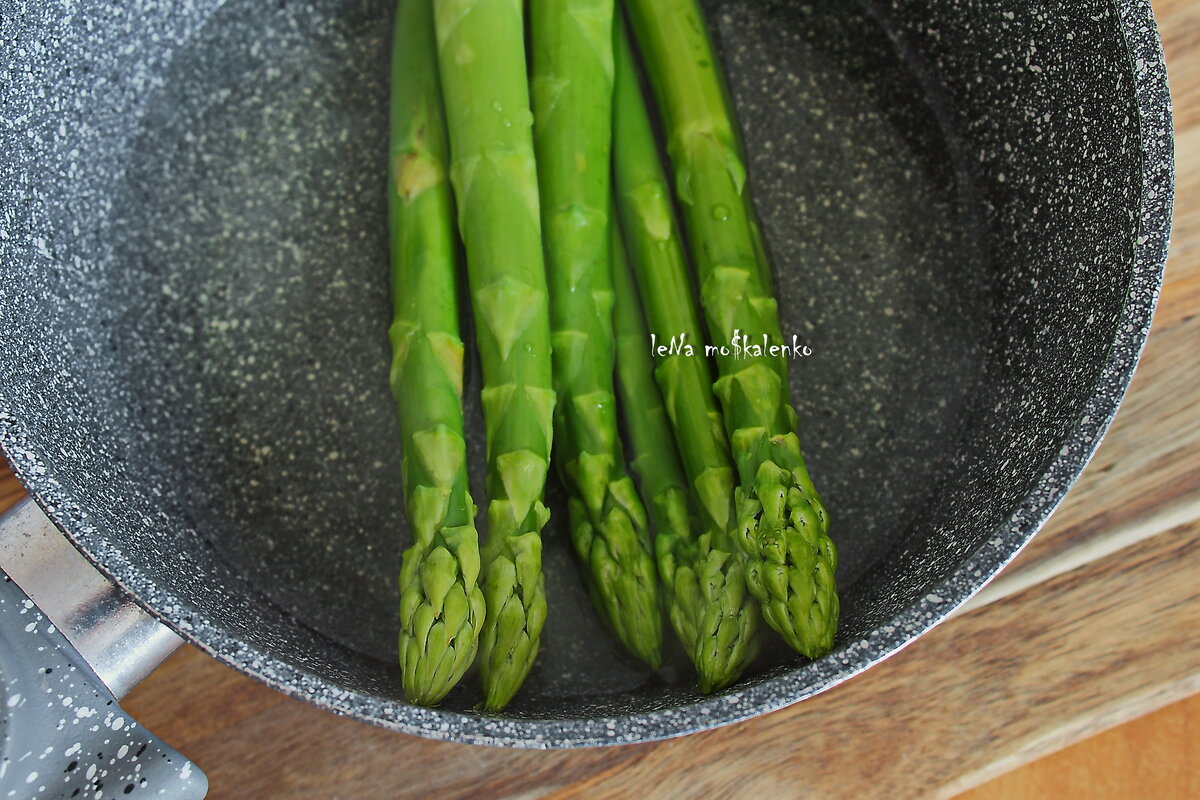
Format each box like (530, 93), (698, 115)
(0, 0), (1172, 747)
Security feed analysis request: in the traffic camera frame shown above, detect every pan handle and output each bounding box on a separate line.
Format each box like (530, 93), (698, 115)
(0, 496), (182, 699)
(0, 497), (207, 798)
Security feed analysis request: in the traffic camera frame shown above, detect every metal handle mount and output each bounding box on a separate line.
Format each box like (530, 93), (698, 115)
(0, 496), (182, 698)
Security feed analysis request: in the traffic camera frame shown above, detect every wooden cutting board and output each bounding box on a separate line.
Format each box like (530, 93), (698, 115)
(3, 0), (1197, 796)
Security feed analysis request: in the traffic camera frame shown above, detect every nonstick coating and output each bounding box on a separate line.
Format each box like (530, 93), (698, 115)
(0, 0), (1171, 745)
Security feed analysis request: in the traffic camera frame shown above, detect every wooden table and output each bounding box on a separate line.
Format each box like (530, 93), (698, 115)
(4, 1), (1198, 797)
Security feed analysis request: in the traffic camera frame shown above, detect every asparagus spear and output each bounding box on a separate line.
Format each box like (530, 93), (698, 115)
(388, 0), (484, 706)
(623, 0), (839, 658)
(433, 0), (556, 711)
(531, 0), (661, 668)
(609, 28), (758, 690)
(611, 214), (760, 692)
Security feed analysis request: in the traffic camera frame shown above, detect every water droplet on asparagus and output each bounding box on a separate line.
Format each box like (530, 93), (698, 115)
(711, 204), (730, 221)
(491, 101), (504, 112)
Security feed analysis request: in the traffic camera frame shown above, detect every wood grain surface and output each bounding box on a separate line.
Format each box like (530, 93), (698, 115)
(962, 692), (1200, 800)
(2, 0), (1197, 797)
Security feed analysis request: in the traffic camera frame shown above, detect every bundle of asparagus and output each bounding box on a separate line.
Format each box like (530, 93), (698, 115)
(387, 0), (838, 710)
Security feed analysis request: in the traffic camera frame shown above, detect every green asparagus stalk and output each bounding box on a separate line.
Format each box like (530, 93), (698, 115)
(433, 0), (556, 710)
(611, 213), (760, 692)
(387, 0), (484, 706)
(612, 23), (760, 690)
(623, 0), (839, 658)
(531, 0), (661, 668)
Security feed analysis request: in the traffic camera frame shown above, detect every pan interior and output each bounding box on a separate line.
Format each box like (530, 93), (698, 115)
(0, 0), (1143, 724)
(95, 0), (982, 707)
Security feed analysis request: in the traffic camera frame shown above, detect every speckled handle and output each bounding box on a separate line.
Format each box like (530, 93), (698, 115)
(0, 499), (207, 798)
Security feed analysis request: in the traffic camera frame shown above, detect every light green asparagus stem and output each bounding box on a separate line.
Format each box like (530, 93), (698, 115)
(611, 218), (759, 692)
(531, 0), (661, 668)
(612, 23), (731, 541)
(623, 0), (839, 658)
(433, 0), (556, 711)
(387, 0), (484, 707)
(610, 230), (690, 566)
(612, 26), (760, 691)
